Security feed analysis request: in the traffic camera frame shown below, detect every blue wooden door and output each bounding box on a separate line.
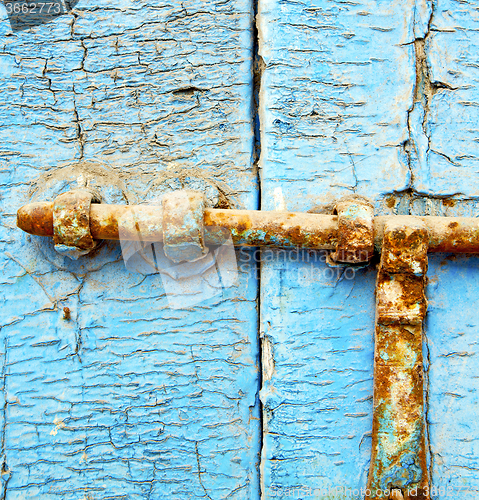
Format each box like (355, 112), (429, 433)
(2, 0), (479, 499)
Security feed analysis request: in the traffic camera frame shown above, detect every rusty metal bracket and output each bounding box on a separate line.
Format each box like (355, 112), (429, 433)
(330, 196), (374, 264)
(366, 220), (429, 500)
(52, 189), (97, 260)
(162, 190), (207, 263)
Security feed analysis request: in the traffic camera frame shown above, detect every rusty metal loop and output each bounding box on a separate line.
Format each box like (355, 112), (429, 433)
(53, 189), (98, 260)
(329, 195), (374, 264)
(162, 190), (208, 263)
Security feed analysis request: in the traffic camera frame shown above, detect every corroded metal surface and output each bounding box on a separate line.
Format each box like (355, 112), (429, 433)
(366, 220), (430, 500)
(374, 215), (479, 254)
(52, 189), (97, 259)
(17, 201), (54, 237)
(17, 199), (479, 255)
(18, 201), (340, 249)
(162, 191), (207, 263)
(204, 209), (338, 249)
(330, 196), (374, 264)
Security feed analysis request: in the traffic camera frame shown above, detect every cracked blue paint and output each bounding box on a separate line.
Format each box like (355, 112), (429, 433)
(0, 0), (260, 498)
(2, 0), (479, 498)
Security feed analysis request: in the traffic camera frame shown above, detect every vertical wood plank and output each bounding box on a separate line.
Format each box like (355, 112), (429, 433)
(258, 1), (419, 494)
(258, 0), (479, 497)
(258, 0), (419, 214)
(0, 1), (260, 498)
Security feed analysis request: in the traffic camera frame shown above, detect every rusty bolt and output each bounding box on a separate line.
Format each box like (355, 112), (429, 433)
(62, 307), (71, 320)
(17, 193), (479, 255)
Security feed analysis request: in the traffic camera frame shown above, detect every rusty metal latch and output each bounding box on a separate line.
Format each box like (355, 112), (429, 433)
(16, 190), (479, 498)
(17, 190), (479, 256)
(367, 220), (429, 500)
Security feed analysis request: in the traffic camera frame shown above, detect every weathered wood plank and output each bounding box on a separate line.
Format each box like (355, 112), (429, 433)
(258, 0), (423, 214)
(411, 0), (479, 196)
(0, 1), (259, 498)
(258, 0), (419, 494)
(426, 254), (479, 499)
(259, 0), (479, 497)
(260, 254), (376, 495)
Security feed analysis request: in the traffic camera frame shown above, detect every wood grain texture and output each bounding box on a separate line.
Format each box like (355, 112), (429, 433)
(260, 254), (376, 496)
(411, 0), (479, 196)
(0, 1), (260, 498)
(258, 0), (479, 497)
(258, 0), (424, 214)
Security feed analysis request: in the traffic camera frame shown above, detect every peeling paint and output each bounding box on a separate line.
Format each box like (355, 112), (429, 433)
(0, 0), (261, 498)
(262, 336), (275, 382)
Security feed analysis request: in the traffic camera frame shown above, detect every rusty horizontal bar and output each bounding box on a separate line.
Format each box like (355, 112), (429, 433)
(17, 201), (479, 253)
(17, 201), (339, 249)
